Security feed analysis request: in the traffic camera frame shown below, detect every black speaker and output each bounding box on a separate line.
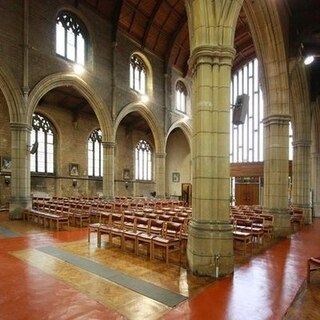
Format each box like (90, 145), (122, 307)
(30, 142), (38, 154)
(232, 94), (249, 125)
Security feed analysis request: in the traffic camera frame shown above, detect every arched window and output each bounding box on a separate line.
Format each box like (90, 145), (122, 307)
(56, 11), (87, 65)
(31, 114), (55, 174)
(176, 81), (187, 113)
(135, 140), (152, 180)
(230, 58), (264, 163)
(88, 129), (103, 177)
(130, 54), (146, 94)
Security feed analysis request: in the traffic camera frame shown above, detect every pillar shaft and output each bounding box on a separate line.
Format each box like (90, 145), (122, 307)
(9, 122), (31, 219)
(155, 153), (166, 198)
(185, 0), (244, 277)
(291, 140), (312, 223)
(102, 141), (115, 199)
(311, 153), (320, 218)
(263, 115), (291, 235)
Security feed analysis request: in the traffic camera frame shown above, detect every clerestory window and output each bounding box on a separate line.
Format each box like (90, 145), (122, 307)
(176, 81), (187, 113)
(130, 54), (146, 94)
(56, 11), (87, 65)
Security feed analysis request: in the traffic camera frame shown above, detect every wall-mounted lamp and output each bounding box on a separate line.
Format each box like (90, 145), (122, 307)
(304, 55), (315, 65)
(304, 54), (320, 65)
(4, 175), (11, 186)
(72, 179), (77, 188)
(125, 181), (129, 189)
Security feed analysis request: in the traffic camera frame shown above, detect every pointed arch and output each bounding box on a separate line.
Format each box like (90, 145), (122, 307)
(0, 61), (24, 123)
(166, 120), (192, 151)
(290, 62), (311, 142)
(243, 0), (289, 116)
(114, 102), (164, 153)
(27, 73), (112, 141)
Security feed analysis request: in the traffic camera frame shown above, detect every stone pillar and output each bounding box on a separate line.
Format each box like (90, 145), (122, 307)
(311, 153), (320, 218)
(102, 141), (115, 200)
(263, 115), (291, 236)
(185, 0), (243, 277)
(291, 140), (312, 224)
(187, 46), (234, 276)
(9, 122), (32, 219)
(155, 152), (166, 198)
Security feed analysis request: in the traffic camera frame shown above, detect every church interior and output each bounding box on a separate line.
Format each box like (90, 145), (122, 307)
(1, 0), (320, 319)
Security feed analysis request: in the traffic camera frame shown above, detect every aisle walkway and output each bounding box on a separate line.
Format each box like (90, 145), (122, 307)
(0, 212), (319, 320)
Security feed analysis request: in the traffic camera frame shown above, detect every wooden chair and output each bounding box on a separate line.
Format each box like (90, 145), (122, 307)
(136, 220), (162, 258)
(151, 222), (182, 264)
(291, 208), (304, 231)
(97, 213), (122, 247)
(307, 257), (320, 282)
(233, 219), (253, 256)
(122, 217), (141, 253)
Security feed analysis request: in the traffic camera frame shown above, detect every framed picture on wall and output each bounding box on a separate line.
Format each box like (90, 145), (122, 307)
(69, 163), (79, 176)
(172, 172), (180, 183)
(1, 156), (12, 172)
(123, 169), (130, 180)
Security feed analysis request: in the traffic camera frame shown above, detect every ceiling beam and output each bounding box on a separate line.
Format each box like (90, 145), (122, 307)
(112, 0), (123, 42)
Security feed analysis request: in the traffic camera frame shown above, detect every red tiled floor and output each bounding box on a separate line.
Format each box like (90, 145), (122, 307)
(163, 220), (320, 320)
(1, 213), (319, 320)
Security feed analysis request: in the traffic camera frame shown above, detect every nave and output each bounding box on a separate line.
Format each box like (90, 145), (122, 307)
(0, 210), (319, 320)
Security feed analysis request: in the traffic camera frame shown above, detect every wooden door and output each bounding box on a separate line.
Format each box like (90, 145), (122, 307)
(181, 183), (192, 206)
(235, 183), (259, 205)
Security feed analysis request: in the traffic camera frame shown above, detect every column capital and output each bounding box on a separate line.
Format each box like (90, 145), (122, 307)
(155, 152), (166, 159)
(102, 141), (115, 149)
(292, 140), (312, 148)
(263, 114), (291, 126)
(10, 122), (31, 132)
(189, 45), (236, 74)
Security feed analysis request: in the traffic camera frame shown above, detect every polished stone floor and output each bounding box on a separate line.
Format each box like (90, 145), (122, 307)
(0, 211), (319, 320)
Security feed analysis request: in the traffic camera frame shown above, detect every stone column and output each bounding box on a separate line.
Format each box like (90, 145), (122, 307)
(102, 141), (115, 200)
(263, 115), (291, 236)
(311, 153), (320, 218)
(291, 140), (312, 223)
(185, 0), (243, 277)
(155, 152), (166, 198)
(187, 47), (234, 276)
(9, 122), (31, 219)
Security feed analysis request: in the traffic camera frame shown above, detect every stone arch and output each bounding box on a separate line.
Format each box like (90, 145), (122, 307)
(114, 102), (164, 153)
(289, 62), (311, 141)
(27, 73), (112, 141)
(166, 120), (192, 151)
(0, 61), (24, 123)
(243, 0), (289, 116)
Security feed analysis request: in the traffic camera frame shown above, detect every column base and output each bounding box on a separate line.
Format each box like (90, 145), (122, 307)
(264, 208), (291, 238)
(313, 202), (320, 218)
(9, 196), (32, 220)
(187, 220), (234, 277)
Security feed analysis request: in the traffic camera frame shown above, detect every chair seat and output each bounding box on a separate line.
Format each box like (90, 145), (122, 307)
(307, 256), (320, 282)
(153, 236), (179, 244)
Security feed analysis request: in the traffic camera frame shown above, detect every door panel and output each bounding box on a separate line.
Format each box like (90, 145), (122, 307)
(235, 183), (259, 205)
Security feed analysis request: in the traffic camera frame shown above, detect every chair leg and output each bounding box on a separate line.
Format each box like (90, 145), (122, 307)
(307, 259), (311, 283)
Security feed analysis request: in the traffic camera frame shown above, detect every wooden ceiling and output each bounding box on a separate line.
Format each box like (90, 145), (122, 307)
(79, 0), (255, 74)
(40, 0), (320, 125)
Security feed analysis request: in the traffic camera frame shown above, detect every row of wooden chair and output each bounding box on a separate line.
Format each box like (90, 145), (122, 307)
(88, 213), (188, 264)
